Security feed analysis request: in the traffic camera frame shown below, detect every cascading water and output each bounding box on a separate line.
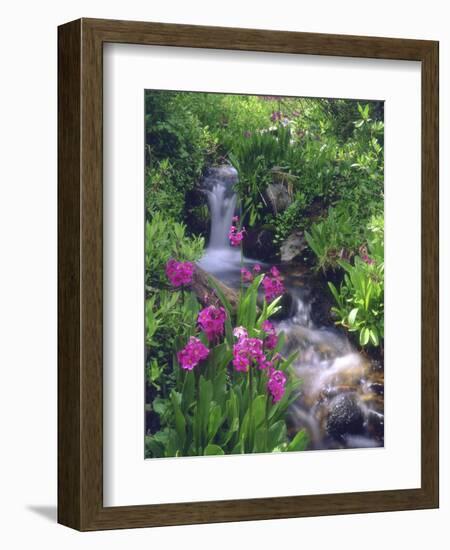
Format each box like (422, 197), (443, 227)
(278, 287), (384, 449)
(198, 166), (384, 450)
(198, 165), (247, 285)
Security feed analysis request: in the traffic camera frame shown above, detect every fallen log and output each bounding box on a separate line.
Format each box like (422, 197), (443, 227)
(191, 265), (239, 311)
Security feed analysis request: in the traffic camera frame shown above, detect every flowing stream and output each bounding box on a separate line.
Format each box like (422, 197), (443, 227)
(198, 165), (384, 450)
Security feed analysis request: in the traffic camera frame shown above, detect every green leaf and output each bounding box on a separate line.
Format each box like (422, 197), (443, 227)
(348, 307), (359, 326)
(181, 372), (195, 414)
(369, 327), (379, 346)
(360, 327), (370, 346)
(286, 429), (309, 452)
(204, 444), (225, 456)
(170, 391), (186, 451)
(267, 420), (286, 450)
(207, 403), (224, 442)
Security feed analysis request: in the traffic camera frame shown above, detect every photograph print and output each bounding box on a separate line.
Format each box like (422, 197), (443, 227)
(144, 91), (384, 459)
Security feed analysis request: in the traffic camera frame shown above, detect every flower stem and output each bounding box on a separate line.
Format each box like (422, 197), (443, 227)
(248, 366), (253, 452)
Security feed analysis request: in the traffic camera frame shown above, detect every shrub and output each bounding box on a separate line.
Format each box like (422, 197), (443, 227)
(229, 126), (293, 226)
(145, 91), (217, 222)
(146, 290), (201, 393)
(328, 216), (384, 348)
(145, 212), (205, 290)
(304, 204), (363, 272)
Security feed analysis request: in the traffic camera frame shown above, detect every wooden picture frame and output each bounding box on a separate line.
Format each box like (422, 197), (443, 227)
(58, 17), (439, 531)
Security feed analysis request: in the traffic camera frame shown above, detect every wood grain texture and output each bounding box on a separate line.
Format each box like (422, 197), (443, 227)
(57, 18), (439, 531)
(57, 19), (82, 529)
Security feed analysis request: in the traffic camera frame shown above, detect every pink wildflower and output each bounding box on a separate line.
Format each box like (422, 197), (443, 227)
(197, 306), (226, 342)
(232, 337), (265, 372)
(262, 274), (284, 302)
(270, 266), (281, 278)
(232, 215), (239, 223)
(241, 267), (253, 283)
(165, 259), (195, 287)
(233, 326), (248, 340)
(253, 263), (262, 274)
(257, 356), (273, 371)
(177, 337), (209, 371)
(267, 369), (287, 403)
(262, 320), (278, 350)
(228, 224), (245, 247)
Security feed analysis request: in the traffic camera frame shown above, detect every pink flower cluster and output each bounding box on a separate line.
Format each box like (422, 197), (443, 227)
(228, 217), (246, 247)
(232, 335), (266, 372)
(177, 337), (209, 371)
(267, 368), (287, 403)
(262, 320), (278, 350)
(165, 259), (195, 287)
(197, 305), (226, 342)
(240, 263), (261, 283)
(262, 266), (285, 302)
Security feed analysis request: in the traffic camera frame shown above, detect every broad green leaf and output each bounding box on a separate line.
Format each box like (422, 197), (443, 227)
(207, 403), (224, 442)
(204, 444), (225, 456)
(360, 327), (370, 346)
(369, 327), (379, 346)
(170, 391), (186, 451)
(286, 429), (309, 452)
(267, 420), (286, 450)
(348, 307), (359, 326)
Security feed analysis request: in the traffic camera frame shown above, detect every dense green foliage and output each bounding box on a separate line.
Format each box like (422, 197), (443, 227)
(145, 92), (218, 220)
(145, 212), (204, 289)
(328, 216), (384, 348)
(145, 91), (383, 243)
(145, 213), (205, 391)
(146, 277), (308, 458)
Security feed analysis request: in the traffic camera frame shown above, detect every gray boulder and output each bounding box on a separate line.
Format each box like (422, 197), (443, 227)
(280, 231), (306, 262)
(265, 183), (292, 214)
(326, 393), (365, 440)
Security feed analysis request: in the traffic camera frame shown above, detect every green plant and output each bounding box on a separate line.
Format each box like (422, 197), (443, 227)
(328, 216), (384, 347)
(146, 275), (309, 457)
(146, 290), (201, 392)
(145, 90), (217, 222)
(273, 193), (307, 243)
(229, 127), (293, 226)
(304, 205), (362, 271)
(145, 212), (205, 290)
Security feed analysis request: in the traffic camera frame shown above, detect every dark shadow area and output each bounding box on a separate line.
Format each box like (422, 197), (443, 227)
(27, 505), (57, 523)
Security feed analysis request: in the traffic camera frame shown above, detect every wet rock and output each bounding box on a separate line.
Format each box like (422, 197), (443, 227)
(280, 231), (307, 262)
(326, 393), (365, 440)
(243, 227), (277, 261)
(367, 382), (384, 395)
(367, 409), (384, 440)
(271, 167), (297, 189)
(265, 183), (292, 214)
(343, 435), (382, 448)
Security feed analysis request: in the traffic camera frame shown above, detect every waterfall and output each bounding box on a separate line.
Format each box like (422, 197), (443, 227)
(203, 166), (238, 250)
(197, 165), (244, 285)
